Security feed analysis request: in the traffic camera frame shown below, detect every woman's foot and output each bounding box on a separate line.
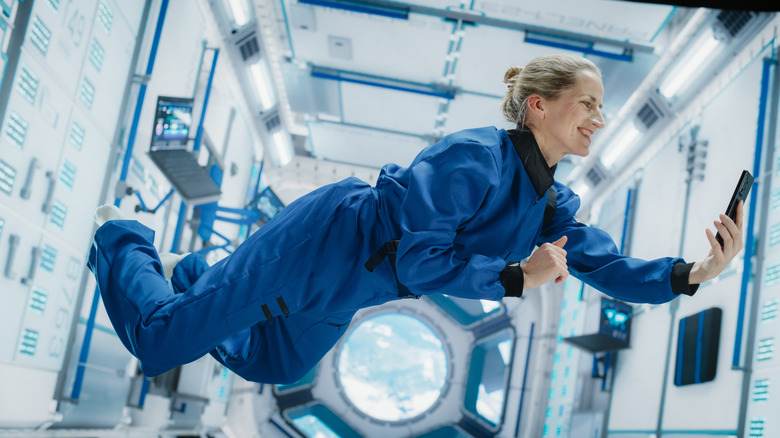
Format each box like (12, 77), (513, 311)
(159, 252), (190, 281)
(94, 205), (126, 226)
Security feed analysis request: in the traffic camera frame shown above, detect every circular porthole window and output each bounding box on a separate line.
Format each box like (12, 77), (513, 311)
(337, 312), (448, 422)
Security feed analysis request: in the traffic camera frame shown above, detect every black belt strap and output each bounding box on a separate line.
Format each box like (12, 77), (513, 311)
(543, 187), (557, 228)
(364, 239), (400, 272)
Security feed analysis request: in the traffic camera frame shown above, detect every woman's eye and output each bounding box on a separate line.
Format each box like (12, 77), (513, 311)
(583, 101), (591, 108)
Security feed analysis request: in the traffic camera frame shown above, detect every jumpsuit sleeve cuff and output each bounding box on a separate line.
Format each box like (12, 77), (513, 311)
(501, 263), (524, 298)
(671, 261), (700, 297)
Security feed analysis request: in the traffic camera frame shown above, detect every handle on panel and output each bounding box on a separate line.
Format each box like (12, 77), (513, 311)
(21, 245), (41, 286)
(4, 234), (19, 280)
(41, 171), (56, 215)
(20, 157), (40, 200)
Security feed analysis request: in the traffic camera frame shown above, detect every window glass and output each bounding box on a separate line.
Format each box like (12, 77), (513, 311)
(464, 329), (514, 427)
(338, 313), (447, 421)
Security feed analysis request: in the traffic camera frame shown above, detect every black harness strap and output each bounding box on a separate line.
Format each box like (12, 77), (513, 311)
(364, 239), (400, 272)
(543, 187), (557, 228)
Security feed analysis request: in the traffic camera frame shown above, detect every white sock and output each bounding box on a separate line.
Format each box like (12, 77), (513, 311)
(159, 252), (190, 281)
(94, 205), (126, 226)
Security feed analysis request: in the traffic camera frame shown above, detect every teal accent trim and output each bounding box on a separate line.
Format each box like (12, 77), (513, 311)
(279, 0), (295, 59)
(651, 7), (676, 42)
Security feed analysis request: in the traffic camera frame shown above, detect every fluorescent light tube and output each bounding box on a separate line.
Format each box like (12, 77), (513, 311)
(225, 0), (250, 27)
(249, 61), (276, 111)
(659, 29), (720, 100)
(272, 130), (293, 167)
(571, 180), (591, 199)
(600, 123), (641, 169)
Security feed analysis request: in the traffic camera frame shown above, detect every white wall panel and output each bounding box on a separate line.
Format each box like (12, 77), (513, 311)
(309, 121), (427, 169)
(472, 0), (673, 42)
(456, 25), (578, 97)
(0, 203), (41, 364)
(607, 130), (687, 431)
(45, 111), (111, 250)
(340, 81), (441, 136)
(0, 363), (58, 428)
(607, 305), (671, 431)
(77, 0), (137, 139)
(13, 234), (83, 372)
(287, 5), (451, 84)
(660, 45), (766, 432)
(0, 51), (71, 228)
(24, 0), (98, 97)
(660, 273), (744, 431)
(443, 92), (512, 136)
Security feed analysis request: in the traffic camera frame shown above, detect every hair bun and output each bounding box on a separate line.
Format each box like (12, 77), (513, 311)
(503, 66), (523, 88)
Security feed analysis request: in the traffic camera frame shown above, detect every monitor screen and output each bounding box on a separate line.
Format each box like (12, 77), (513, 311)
(255, 186), (285, 223)
(598, 298), (632, 344)
(152, 96), (194, 147)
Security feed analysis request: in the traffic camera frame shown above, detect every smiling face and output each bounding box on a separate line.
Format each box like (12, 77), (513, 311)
(527, 69), (606, 166)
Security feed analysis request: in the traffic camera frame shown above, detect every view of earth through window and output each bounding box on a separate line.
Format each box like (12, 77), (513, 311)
(338, 313), (448, 421)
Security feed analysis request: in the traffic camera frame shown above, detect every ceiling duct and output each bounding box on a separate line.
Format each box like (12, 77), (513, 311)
(636, 99), (664, 130)
(264, 111), (281, 132)
(713, 10), (757, 39)
(586, 165), (606, 188)
(236, 31), (260, 62)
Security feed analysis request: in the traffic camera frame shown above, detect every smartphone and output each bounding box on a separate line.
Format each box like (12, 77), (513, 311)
(715, 170), (753, 247)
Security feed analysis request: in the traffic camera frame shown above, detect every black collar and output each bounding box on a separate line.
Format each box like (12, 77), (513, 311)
(506, 128), (556, 198)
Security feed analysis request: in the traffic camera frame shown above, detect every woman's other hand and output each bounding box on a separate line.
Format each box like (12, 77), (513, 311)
(689, 200), (745, 284)
(522, 235), (569, 289)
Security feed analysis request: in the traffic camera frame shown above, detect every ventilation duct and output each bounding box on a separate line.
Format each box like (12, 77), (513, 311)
(714, 10), (756, 39)
(236, 32), (260, 62)
(636, 99), (664, 130)
(586, 166), (606, 188)
(264, 112), (281, 132)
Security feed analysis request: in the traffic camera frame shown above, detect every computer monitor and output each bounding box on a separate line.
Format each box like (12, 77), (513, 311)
(255, 187), (285, 223)
(563, 298), (633, 353)
(598, 298), (632, 345)
(151, 96), (194, 148)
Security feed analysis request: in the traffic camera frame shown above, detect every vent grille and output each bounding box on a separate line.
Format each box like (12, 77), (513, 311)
(79, 78), (95, 109)
(771, 223), (780, 247)
(766, 262), (780, 287)
(17, 66), (40, 104)
(40, 245), (57, 272)
(637, 100), (662, 129)
(50, 200), (67, 229)
(716, 10), (755, 38)
(238, 34), (260, 61)
(60, 160), (76, 190)
(762, 298), (778, 323)
(265, 113), (281, 131)
(30, 16), (52, 55)
(0, 159), (16, 195)
(47, 0), (60, 12)
(29, 287), (48, 314)
(19, 329), (39, 356)
(753, 378), (770, 402)
(586, 167), (605, 187)
(97, 1), (114, 33)
(6, 111), (28, 149)
(89, 39), (104, 71)
(749, 418), (765, 437)
(757, 337), (774, 361)
(69, 120), (85, 150)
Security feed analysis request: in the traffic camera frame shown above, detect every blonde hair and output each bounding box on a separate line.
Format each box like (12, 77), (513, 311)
(502, 54), (602, 127)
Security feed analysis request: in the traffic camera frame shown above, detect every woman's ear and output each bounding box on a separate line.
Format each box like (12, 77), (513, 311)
(527, 95), (545, 121)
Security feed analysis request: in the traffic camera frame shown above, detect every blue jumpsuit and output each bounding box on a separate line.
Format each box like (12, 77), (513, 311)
(88, 127), (697, 383)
